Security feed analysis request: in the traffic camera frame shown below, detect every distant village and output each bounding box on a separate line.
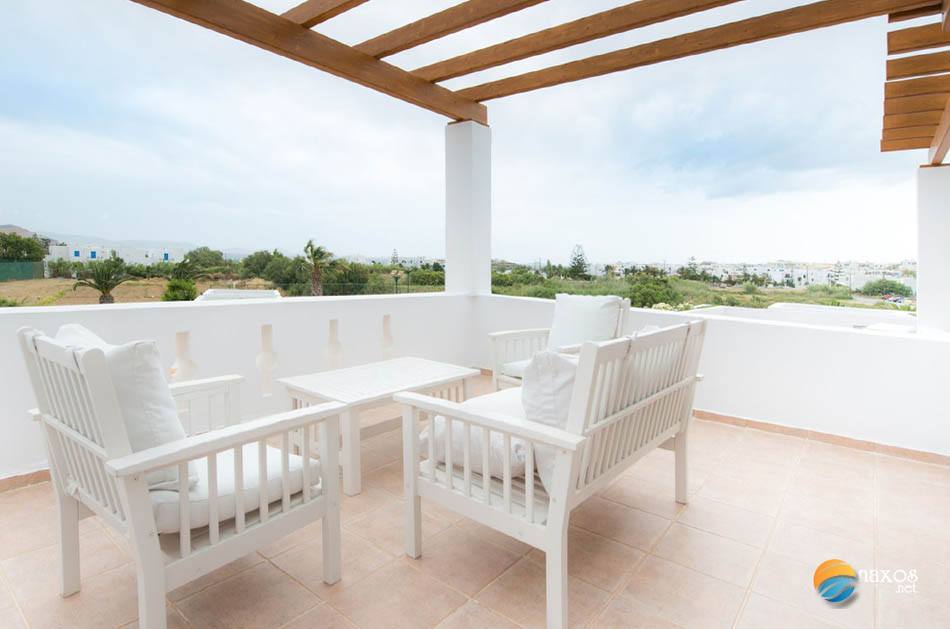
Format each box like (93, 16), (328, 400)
(2, 224), (917, 295)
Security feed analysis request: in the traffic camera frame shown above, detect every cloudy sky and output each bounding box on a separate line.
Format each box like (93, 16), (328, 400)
(0, 1), (927, 264)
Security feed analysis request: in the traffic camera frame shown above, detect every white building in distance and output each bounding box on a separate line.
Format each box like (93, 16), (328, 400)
(47, 244), (187, 265)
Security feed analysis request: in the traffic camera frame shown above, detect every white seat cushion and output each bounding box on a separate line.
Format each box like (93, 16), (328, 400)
(500, 358), (531, 379)
(421, 388), (528, 479)
(54, 324), (193, 490)
(547, 294), (624, 351)
(150, 442), (321, 534)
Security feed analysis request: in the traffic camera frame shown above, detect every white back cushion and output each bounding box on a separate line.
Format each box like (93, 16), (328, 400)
(55, 324), (191, 490)
(547, 294), (623, 351)
(520, 351), (579, 492)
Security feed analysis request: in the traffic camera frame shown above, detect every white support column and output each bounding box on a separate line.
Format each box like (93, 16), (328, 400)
(445, 120), (491, 294)
(917, 165), (950, 332)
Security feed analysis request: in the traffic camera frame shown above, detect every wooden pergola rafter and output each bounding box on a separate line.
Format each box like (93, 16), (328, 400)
(132, 0), (950, 163)
(881, 0), (950, 162)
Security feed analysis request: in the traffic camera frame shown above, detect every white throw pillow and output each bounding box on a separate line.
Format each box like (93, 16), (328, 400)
(547, 294), (623, 351)
(54, 324), (194, 490)
(419, 388), (527, 479)
(520, 351), (579, 492)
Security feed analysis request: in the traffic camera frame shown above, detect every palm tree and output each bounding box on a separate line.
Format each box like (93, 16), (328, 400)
(303, 240), (335, 296)
(73, 256), (131, 304)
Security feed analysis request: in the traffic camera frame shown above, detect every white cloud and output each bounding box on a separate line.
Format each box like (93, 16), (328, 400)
(0, 0), (924, 263)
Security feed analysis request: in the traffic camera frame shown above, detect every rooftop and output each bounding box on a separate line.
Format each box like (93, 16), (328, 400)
(2, 380), (947, 628)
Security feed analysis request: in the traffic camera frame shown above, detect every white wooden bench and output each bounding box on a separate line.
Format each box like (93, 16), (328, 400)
(18, 327), (344, 629)
(397, 320), (706, 629)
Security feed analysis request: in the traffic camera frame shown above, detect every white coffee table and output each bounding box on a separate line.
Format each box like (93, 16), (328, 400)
(279, 357), (480, 495)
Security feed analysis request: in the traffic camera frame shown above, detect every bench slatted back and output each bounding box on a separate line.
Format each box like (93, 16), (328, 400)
(567, 320), (706, 492)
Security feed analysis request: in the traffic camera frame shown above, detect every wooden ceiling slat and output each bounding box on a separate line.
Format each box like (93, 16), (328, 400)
(356, 0), (545, 59)
(885, 73), (950, 98)
(888, 22), (950, 54)
(883, 124), (938, 139)
(882, 137), (933, 150)
(887, 50), (950, 79)
(413, 0), (740, 83)
(885, 92), (950, 113)
(458, 0), (932, 102)
(888, 3), (942, 21)
(884, 110), (946, 127)
(929, 98), (950, 162)
(131, 0), (486, 123)
(282, 0), (369, 28)
(943, 0), (950, 29)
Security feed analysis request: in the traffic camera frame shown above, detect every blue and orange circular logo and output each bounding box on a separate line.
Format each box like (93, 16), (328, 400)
(814, 559), (858, 604)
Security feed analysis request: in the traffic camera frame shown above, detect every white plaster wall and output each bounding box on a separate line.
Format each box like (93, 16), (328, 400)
(0, 293), (473, 478)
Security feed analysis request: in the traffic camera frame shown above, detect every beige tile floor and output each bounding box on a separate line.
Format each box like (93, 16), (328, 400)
(1, 377), (949, 628)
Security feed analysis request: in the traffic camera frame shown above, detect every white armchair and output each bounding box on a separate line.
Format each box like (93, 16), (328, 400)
(400, 321), (706, 628)
(489, 294), (631, 389)
(18, 327), (344, 629)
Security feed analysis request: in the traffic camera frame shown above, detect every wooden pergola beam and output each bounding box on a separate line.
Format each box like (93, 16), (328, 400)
(130, 0), (486, 124)
(929, 98), (950, 162)
(943, 0), (950, 29)
(885, 74), (950, 98)
(887, 50), (950, 79)
(282, 0), (369, 29)
(882, 137), (932, 150)
(356, 0), (546, 59)
(885, 93), (950, 114)
(414, 0), (741, 83)
(888, 3), (941, 21)
(888, 22), (950, 54)
(884, 110), (946, 127)
(459, 0), (933, 102)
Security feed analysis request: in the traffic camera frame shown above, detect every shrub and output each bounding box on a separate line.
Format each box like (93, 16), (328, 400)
(408, 269), (445, 286)
(162, 278), (197, 301)
(48, 259), (77, 278)
(0, 297), (20, 307)
(860, 279), (913, 298)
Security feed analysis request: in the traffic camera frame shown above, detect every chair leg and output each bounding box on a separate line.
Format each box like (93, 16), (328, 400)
(57, 494), (81, 597)
(546, 528), (568, 629)
(135, 563), (167, 629)
(341, 409), (362, 496)
(405, 493), (422, 559)
(674, 429), (689, 504)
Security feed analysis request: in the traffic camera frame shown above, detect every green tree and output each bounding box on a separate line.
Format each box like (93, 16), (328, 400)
(408, 268), (444, 286)
(73, 255), (131, 304)
(568, 245), (590, 280)
(241, 250), (275, 278)
(0, 233), (45, 261)
(861, 279), (913, 298)
(626, 274), (681, 308)
(162, 278), (198, 301)
(184, 246), (225, 270)
(303, 240), (336, 296)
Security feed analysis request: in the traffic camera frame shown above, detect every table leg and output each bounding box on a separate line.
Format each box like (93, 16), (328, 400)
(341, 408), (362, 496)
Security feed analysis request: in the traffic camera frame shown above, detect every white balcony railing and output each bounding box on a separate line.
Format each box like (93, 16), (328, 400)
(2, 292), (949, 480)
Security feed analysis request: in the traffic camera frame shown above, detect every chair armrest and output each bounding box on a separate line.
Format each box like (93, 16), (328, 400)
(169, 374), (244, 399)
(487, 328), (550, 342)
(105, 401), (345, 478)
(394, 392), (585, 452)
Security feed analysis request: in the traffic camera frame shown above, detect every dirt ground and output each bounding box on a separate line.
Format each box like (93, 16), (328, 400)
(0, 278), (274, 306)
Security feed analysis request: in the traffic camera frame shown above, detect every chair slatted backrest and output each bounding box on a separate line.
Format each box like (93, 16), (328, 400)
(566, 320), (707, 493)
(17, 328), (132, 527)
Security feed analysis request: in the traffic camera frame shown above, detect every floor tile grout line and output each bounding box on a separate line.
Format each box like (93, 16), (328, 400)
(0, 565), (30, 629)
(729, 433), (802, 628)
